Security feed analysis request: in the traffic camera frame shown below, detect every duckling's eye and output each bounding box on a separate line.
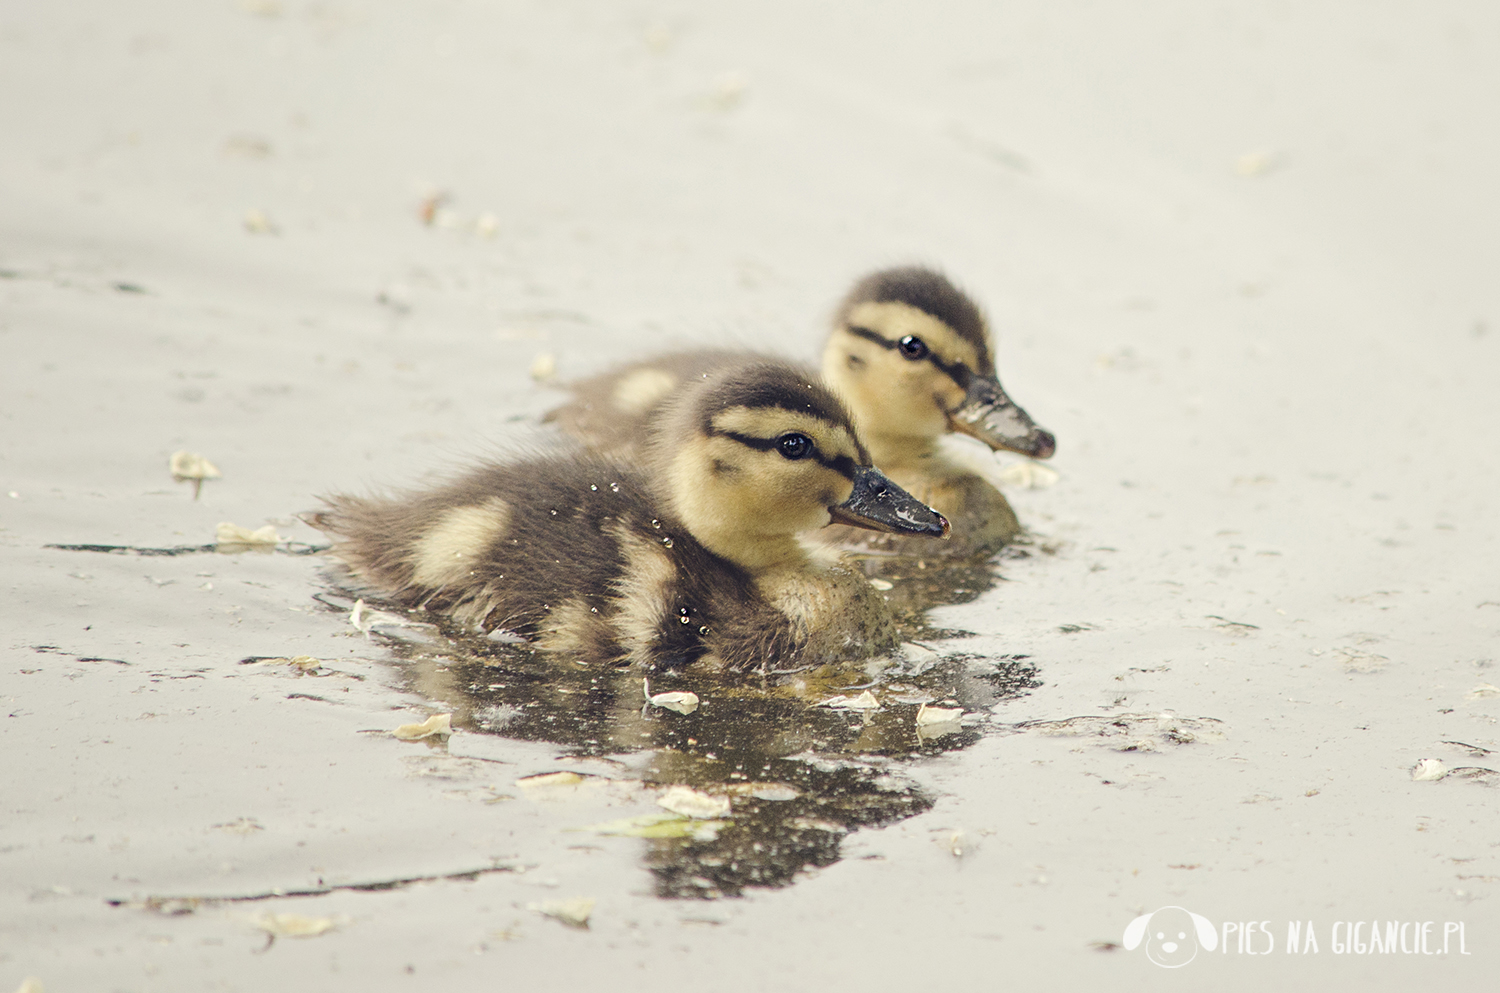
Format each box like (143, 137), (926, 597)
(777, 433), (814, 460)
(898, 335), (929, 360)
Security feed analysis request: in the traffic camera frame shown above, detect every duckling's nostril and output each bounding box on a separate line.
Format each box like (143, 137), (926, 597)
(1031, 430), (1057, 460)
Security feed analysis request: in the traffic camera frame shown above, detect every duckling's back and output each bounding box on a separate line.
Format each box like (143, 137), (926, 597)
(544, 350), (787, 459)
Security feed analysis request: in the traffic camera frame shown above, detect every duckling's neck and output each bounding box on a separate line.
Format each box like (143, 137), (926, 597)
(664, 445), (821, 575)
(860, 432), (943, 478)
(697, 529), (812, 573)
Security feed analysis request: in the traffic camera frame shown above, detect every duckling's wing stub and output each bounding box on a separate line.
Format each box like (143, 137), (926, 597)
(828, 466), (950, 539)
(948, 375), (1057, 459)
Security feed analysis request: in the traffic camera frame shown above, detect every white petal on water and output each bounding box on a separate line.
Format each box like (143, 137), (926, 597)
(516, 771), (585, 789)
(867, 578), (894, 591)
(253, 913), (337, 937)
(1235, 150), (1278, 176)
(642, 678), (699, 714)
(1335, 648), (1388, 673)
(997, 460), (1059, 490)
(1411, 758), (1448, 782)
(657, 785), (731, 819)
(576, 813), (725, 840)
(215, 522), (280, 549)
(818, 689), (881, 711)
(650, 691), (699, 715)
(529, 352), (557, 382)
(530, 897), (594, 929)
(170, 450), (221, 497)
(349, 599), (435, 637)
(739, 783), (801, 802)
(170, 450), (222, 482)
(242, 208), (277, 234)
(916, 703), (964, 726)
(392, 713), (452, 740)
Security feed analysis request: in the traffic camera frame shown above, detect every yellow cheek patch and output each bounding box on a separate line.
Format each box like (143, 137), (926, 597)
(409, 497), (511, 588)
(709, 406), (861, 465)
(611, 368), (680, 414)
(844, 300), (985, 375)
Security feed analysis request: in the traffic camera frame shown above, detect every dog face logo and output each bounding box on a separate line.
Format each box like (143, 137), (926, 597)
(1122, 906), (1217, 968)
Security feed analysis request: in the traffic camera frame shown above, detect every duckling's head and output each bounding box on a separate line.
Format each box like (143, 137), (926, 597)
(654, 362), (949, 572)
(821, 266), (1056, 468)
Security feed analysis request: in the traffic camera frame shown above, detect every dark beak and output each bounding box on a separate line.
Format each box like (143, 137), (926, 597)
(948, 376), (1057, 459)
(829, 466), (950, 538)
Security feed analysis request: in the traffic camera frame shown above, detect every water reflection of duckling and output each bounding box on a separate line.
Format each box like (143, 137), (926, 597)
(546, 266), (1056, 558)
(311, 363), (949, 672)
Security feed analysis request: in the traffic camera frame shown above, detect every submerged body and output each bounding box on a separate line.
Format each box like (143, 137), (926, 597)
(546, 267), (1055, 558)
(313, 363), (948, 671)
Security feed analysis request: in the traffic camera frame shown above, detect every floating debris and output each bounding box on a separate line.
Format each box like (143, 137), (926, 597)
(915, 703), (963, 726)
(215, 522), (280, 552)
(578, 813), (724, 841)
(1012, 712), (1224, 750)
(643, 679), (699, 715)
(530, 897), (594, 929)
(393, 713), (452, 740)
(1411, 758), (1448, 782)
(529, 352), (557, 383)
(417, 190), (449, 226)
(516, 771), (585, 789)
(708, 70), (749, 110)
(243, 208), (277, 234)
(211, 817), (264, 835)
(938, 829), (969, 858)
(728, 782), (801, 802)
(1235, 150), (1278, 177)
(643, 23), (674, 54)
(252, 913), (337, 938)
(1467, 683), (1500, 700)
(1206, 614), (1260, 634)
(266, 655), (322, 672)
(818, 689), (881, 711)
(657, 785), (730, 820)
(169, 450), (221, 499)
(223, 134), (273, 159)
(349, 599), (435, 638)
(997, 460), (1059, 490)
(867, 577), (894, 591)
(1336, 648), (1389, 673)
(1446, 767), (1500, 785)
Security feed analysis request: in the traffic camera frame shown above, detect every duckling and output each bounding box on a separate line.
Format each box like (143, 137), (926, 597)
(545, 266), (1055, 558)
(310, 362), (949, 672)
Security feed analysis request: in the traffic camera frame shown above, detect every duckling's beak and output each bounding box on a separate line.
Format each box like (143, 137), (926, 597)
(829, 467), (951, 539)
(948, 376), (1057, 459)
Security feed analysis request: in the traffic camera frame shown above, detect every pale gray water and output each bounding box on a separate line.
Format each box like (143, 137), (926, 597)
(2, 2), (1497, 989)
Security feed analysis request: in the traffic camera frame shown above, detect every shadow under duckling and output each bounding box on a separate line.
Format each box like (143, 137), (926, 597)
(544, 266), (1056, 560)
(310, 362), (949, 673)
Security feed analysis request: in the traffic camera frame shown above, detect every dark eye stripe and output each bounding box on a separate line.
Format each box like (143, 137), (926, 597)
(713, 429), (858, 480)
(845, 324), (974, 388)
